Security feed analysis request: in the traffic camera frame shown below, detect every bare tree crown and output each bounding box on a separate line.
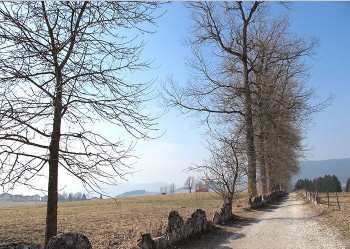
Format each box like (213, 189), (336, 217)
(0, 1), (161, 193)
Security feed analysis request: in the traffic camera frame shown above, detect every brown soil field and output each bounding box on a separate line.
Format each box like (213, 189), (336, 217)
(300, 191), (350, 245)
(0, 192), (249, 248)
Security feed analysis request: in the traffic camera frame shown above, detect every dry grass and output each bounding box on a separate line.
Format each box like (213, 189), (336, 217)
(0, 192), (248, 248)
(302, 192), (350, 246)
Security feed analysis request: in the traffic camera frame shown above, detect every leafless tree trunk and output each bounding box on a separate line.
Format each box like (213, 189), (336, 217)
(168, 183), (176, 194)
(0, 2), (161, 245)
(184, 176), (196, 193)
(239, 2), (260, 197)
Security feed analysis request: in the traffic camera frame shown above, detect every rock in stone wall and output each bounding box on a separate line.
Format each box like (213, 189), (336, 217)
(189, 209), (208, 236)
(47, 232), (92, 249)
(137, 233), (156, 249)
(166, 211), (185, 243)
(153, 236), (167, 249)
(212, 203), (232, 225)
(249, 195), (263, 209)
(262, 194), (271, 204)
(0, 243), (40, 249)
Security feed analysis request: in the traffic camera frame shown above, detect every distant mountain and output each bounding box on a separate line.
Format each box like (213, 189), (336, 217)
(116, 190), (147, 197)
(110, 181), (168, 196)
(293, 158), (350, 186)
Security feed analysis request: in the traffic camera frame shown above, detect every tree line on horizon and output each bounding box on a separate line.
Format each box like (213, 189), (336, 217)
(295, 174), (342, 193)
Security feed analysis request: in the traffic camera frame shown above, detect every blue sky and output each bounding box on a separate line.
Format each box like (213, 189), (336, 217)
(123, 2), (350, 189)
(12, 2), (350, 195)
(286, 2), (350, 160)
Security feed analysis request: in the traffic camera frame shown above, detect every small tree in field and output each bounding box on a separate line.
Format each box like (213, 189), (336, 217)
(189, 129), (246, 204)
(184, 176), (196, 193)
(168, 183), (176, 194)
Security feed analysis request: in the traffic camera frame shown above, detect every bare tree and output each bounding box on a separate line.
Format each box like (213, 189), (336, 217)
(168, 183), (176, 194)
(184, 176), (196, 193)
(190, 128), (246, 204)
(0, 2), (161, 244)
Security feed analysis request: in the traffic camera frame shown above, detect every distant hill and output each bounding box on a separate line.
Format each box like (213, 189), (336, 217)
(116, 190), (147, 197)
(293, 158), (350, 186)
(175, 187), (187, 193)
(110, 182), (168, 196)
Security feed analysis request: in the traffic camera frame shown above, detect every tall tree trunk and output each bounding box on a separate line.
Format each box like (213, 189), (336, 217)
(242, 20), (257, 197)
(244, 93), (257, 197)
(265, 157), (272, 193)
(45, 70), (63, 246)
(257, 135), (267, 195)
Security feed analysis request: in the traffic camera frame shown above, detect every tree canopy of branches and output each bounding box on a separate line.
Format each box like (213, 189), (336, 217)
(164, 1), (330, 197)
(0, 2), (161, 244)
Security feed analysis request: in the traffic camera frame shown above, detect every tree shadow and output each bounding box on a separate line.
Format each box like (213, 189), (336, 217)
(166, 225), (236, 249)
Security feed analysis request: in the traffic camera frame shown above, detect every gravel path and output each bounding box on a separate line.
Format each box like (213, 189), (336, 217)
(220, 192), (347, 249)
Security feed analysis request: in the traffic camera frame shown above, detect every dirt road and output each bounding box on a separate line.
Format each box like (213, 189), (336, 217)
(219, 192), (347, 249)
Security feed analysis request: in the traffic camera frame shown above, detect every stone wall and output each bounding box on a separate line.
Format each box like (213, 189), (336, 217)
(0, 233), (92, 249)
(48, 233), (92, 249)
(249, 190), (286, 209)
(137, 209), (211, 249)
(137, 201), (235, 249)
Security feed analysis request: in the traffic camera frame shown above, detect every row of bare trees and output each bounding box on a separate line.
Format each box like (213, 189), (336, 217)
(164, 2), (330, 203)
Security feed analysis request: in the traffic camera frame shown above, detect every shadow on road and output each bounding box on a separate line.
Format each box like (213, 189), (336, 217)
(167, 225), (238, 249)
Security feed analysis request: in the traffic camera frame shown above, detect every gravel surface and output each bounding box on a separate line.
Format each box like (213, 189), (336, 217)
(220, 192), (347, 249)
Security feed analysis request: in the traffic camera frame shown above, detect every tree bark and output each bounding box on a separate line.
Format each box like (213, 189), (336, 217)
(265, 158), (272, 193)
(45, 69), (63, 246)
(257, 135), (267, 195)
(241, 18), (257, 198)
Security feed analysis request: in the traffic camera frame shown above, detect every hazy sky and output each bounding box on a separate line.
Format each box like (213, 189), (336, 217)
(10, 2), (350, 195)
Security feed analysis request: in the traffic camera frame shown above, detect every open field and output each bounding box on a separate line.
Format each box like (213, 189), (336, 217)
(301, 192), (350, 245)
(0, 192), (248, 248)
(0, 201), (41, 208)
